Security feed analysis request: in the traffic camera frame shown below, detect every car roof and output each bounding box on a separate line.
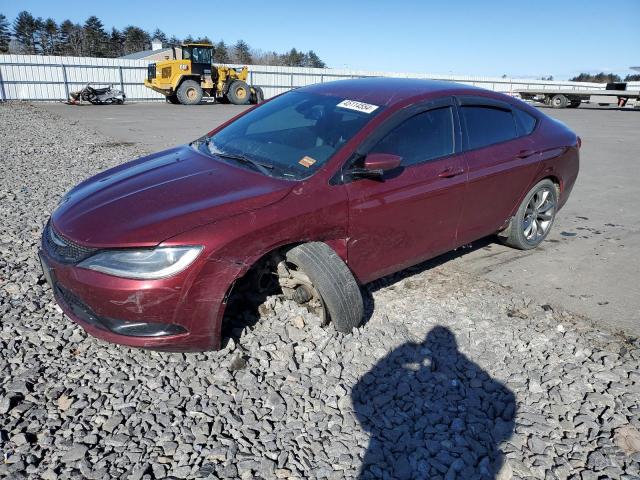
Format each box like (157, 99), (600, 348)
(298, 77), (486, 107)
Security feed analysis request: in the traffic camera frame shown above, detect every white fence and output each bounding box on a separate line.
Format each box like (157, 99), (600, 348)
(0, 54), (606, 102)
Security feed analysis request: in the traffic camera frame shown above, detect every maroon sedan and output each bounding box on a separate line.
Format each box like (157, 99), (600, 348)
(40, 78), (579, 351)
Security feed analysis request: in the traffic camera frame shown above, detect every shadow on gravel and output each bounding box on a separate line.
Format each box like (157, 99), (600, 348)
(352, 326), (516, 479)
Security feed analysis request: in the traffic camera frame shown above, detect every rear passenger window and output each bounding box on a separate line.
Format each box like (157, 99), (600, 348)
(461, 106), (517, 150)
(514, 108), (537, 136)
(371, 107), (454, 166)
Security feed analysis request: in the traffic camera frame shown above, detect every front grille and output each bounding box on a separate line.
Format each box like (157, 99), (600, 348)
(148, 63), (156, 82)
(43, 221), (97, 264)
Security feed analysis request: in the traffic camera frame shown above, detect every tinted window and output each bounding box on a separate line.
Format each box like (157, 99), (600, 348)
(461, 106), (517, 150)
(206, 91), (382, 179)
(371, 107), (454, 166)
(514, 108), (537, 136)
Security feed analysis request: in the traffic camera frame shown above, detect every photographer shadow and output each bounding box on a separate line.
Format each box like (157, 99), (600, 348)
(352, 326), (516, 479)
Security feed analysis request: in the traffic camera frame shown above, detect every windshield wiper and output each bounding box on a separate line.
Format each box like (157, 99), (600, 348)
(205, 140), (273, 176)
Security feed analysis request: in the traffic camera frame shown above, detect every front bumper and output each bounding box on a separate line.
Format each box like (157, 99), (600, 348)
(143, 80), (174, 96)
(39, 237), (240, 352)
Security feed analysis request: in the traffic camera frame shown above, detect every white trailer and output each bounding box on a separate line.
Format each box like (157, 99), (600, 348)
(515, 83), (640, 109)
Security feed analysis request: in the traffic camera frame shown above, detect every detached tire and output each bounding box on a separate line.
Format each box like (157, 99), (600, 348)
(500, 179), (559, 250)
(227, 80), (251, 105)
(285, 243), (363, 333)
(176, 80), (203, 105)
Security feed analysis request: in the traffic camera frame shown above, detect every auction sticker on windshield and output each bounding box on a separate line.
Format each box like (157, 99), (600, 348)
(336, 99), (379, 114)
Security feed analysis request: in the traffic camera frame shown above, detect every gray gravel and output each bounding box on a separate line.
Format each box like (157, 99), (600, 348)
(1, 102), (640, 480)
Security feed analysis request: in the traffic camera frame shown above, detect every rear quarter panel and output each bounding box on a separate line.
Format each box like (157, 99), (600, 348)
(526, 114), (580, 211)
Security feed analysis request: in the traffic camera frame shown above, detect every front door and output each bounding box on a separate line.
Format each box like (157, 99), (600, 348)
(344, 101), (467, 284)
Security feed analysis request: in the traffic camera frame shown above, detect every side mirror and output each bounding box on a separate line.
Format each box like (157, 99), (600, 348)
(350, 153), (402, 181)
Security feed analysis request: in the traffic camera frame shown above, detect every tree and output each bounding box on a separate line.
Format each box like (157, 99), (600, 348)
(122, 26), (150, 54)
(193, 36), (212, 44)
(38, 18), (59, 55)
(0, 14), (11, 53)
(13, 11), (40, 54)
(109, 28), (124, 57)
(305, 50), (326, 68)
(282, 47), (304, 66)
(151, 28), (167, 45)
(213, 40), (230, 63)
(624, 74), (640, 82)
(167, 35), (181, 47)
(570, 72), (621, 83)
(83, 16), (107, 56)
(232, 39), (252, 64)
(59, 20), (83, 56)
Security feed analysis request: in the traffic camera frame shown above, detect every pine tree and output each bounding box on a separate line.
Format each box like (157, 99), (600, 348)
(59, 20), (84, 56)
(151, 28), (167, 45)
(109, 28), (124, 57)
(232, 39), (252, 64)
(13, 11), (40, 54)
(83, 16), (108, 56)
(167, 35), (181, 47)
(38, 18), (59, 55)
(282, 48), (304, 67)
(213, 40), (230, 63)
(305, 50), (326, 68)
(0, 14), (10, 53)
(122, 26), (150, 54)
(193, 36), (212, 44)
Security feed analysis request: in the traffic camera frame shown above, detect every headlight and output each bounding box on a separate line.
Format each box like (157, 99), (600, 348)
(78, 246), (203, 279)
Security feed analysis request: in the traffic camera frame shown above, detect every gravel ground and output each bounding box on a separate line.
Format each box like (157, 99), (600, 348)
(1, 102), (639, 480)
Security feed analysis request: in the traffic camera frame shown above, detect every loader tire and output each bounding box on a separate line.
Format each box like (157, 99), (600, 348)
(285, 242), (363, 334)
(251, 86), (265, 104)
(227, 80), (251, 105)
(176, 80), (203, 105)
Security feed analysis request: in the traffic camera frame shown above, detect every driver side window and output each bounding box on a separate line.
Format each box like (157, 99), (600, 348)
(372, 107), (455, 166)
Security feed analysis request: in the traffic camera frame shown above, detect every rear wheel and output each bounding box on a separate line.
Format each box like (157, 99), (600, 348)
(551, 94), (569, 108)
(500, 179), (558, 250)
(176, 80), (203, 105)
(227, 80), (251, 105)
(279, 243), (363, 333)
(251, 86), (264, 104)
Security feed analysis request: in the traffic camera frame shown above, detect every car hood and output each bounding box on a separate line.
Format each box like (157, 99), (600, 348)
(52, 145), (295, 247)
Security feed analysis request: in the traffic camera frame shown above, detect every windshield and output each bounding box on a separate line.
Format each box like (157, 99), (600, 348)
(202, 91), (383, 179)
(183, 47), (211, 63)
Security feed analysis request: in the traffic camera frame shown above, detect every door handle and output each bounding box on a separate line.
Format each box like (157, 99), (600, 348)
(517, 149), (537, 159)
(438, 167), (465, 178)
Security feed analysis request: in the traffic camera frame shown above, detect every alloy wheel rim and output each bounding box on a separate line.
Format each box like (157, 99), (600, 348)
(522, 187), (556, 243)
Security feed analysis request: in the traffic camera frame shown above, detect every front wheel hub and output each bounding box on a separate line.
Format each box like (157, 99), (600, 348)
(292, 285), (313, 304)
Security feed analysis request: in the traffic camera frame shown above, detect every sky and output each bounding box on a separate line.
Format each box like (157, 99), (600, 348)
(1, 0), (639, 79)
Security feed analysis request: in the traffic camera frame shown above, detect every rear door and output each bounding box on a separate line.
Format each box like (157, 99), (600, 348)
(456, 96), (541, 245)
(344, 98), (467, 283)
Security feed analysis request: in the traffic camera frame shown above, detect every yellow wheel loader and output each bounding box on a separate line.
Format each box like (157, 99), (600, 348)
(144, 43), (264, 105)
